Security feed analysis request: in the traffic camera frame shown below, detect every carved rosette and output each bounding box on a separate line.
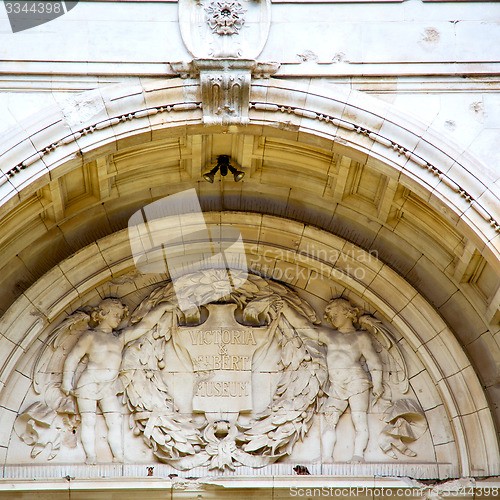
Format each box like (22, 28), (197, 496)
(205, 1), (246, 36)
(178, 0), (271, 59)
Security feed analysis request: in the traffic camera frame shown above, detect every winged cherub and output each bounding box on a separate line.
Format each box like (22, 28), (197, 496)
(280, 297), (384, 463)
(61, 298), (173, 464)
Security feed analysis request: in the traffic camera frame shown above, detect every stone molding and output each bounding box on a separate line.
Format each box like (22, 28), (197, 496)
(2, 61), (500, 78)
(171, 59), (279, 125)
(0, 78), (498, 254)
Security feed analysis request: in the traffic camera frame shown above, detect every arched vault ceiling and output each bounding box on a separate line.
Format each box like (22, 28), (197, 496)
(0, 79), (499, 442)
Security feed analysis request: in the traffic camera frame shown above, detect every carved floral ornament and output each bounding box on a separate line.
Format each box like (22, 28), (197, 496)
(205, 0), (246, 35)
(15, 270), (428, 470)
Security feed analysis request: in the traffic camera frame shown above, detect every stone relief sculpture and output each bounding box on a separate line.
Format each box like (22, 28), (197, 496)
(276, 299), (384, 462)
(18, 299), (175, 464)
(16, 270), (427, 469)
(59, 299), (176, 464)
(277, 298), (423, 462)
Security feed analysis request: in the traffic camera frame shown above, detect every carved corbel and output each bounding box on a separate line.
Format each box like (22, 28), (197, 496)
(171, 59), (279, 125)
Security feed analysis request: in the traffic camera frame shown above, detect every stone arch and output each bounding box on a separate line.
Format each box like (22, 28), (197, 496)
(1, 78), (498, 261)
(0, 78), (499, 479)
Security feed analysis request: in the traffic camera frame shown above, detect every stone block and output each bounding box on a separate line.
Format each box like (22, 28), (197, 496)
(23, 266), (77, 321)
(0, 370), (31, 413)
(445, 370), (483, 416)
(371, 227), (421, 278)
(438, 292), (486, 345)
(426, 404), (455, 445)
(406, 256), (458, 309)
(0, 407), (17, 448)
(58, 243), (111, 294)
(434, 441), (458, 470)
(466, 335), (500, 388)
(476, 408), (500, 475)
(397, 337), (425, 379)
(460, 413), (488, 475)
(409, 369), (442, 411)
(370, 265), (417, 313)
(456, 22), (500, 63)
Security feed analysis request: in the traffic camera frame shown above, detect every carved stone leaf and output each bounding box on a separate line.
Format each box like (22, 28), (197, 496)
(166, 428), (189, 444)
(281, 342), (296, 368)
(160, 419), (182, 434)
(270, 411), (290, 426)
(243, 434), (270, 452)
(244, 420), (276, 436)
(272, 439), (288, 454)
(293, 371), (312, 396)
(151, 427), (166, 446)
(303, 376), (319, 399)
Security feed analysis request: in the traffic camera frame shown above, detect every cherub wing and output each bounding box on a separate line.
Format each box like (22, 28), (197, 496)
(358, 314), (409, 394)
(32, 310), (92, 402)
(16, 309), (90, 460)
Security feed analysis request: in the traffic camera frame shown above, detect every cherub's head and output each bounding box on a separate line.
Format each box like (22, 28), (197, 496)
(324, 298), (360, 330)
(92, 298), (128, 330)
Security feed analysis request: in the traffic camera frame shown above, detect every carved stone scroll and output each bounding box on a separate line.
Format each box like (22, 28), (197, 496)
(171, 59), (279, 125)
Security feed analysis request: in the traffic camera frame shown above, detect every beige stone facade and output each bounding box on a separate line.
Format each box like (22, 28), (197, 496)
(0, 0), (499, 498)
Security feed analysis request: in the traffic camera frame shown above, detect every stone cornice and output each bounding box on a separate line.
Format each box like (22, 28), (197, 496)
(1, 61), (500, 78)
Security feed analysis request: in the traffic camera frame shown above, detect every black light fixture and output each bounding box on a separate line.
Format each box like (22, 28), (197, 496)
(203, 155), (245, 183)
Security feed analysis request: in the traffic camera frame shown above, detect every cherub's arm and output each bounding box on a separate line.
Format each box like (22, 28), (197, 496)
(278, 301), (326, 344)
(123, 302), (175, 345)
(359, 333), (384, 400)
(61, 333), (92, 395)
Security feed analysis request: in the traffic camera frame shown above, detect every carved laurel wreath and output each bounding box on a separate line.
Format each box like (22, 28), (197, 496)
(124, 269), (329, 469)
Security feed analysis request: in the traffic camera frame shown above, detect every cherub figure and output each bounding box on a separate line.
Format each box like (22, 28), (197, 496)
(61, 298), (172, 464)
(280, 298), (384, 462)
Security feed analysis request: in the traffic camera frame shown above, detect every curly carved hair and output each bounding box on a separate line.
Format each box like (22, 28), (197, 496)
(91, 298), (129, 324)
(325, 298), (360, 321)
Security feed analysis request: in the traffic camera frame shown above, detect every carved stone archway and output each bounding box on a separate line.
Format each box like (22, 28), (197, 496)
(0, 78), (499, 492)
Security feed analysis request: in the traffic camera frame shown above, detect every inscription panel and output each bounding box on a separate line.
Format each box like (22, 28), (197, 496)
(179, 304), (261, 413)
